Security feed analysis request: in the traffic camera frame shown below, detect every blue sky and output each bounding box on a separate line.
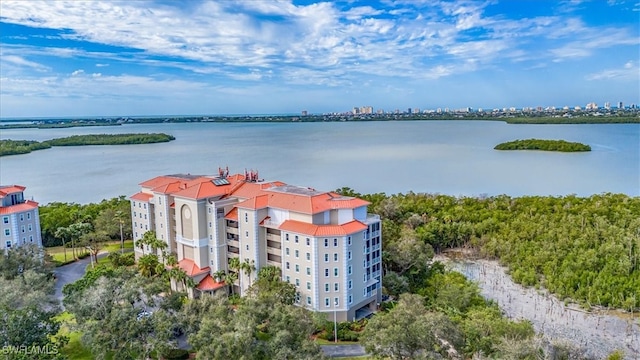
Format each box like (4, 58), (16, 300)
(0, 0), (638, 118)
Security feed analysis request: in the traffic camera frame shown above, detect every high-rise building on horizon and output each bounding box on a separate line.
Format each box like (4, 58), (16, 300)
(130, 171), (382, 321)
(0, 185), (42, 252)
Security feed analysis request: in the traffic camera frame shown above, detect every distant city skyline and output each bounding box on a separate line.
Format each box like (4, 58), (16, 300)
(1, 0), (639, 118)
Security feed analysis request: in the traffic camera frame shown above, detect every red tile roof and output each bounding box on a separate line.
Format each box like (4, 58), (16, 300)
(224, 207), (238, 221)
(196, 275), (226, 291)
(236, 194), (269, 210)
(129, 192), (153, 201)
(0, 185), (26, 197)
(139, 176), (186, 189)
(278, 219), (367, 236)
(0, 200), (38, 215)
(177, 258), (210, 277)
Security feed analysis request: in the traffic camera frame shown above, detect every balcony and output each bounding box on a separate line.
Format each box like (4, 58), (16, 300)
(226, 227), (239, 235)
(262, 219), (282, 229)
(267, 240), (281, 250)
(227, 239), (239, 248)
(267, 253), (282, 263)
(227, 245), (240, 255)
(266, 232), (281, 241)
(226, 220), (238, 228)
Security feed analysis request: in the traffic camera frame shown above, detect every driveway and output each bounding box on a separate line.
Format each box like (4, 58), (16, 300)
(53, 251), (109, 302)
(321, 344), (367, 358)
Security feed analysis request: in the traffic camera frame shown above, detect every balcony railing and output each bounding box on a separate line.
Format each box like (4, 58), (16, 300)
(262, 219), (282, 228)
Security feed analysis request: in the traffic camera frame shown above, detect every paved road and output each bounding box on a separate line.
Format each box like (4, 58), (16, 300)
(321, 344), (367, 358)
(52, 251), (109, 302)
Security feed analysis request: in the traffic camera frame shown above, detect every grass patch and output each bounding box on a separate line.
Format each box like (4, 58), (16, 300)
(46, 246), (89, 265)
(315, 338), (361, 346)
(103, 239), (134, 252)
(55, 312), (93, 360)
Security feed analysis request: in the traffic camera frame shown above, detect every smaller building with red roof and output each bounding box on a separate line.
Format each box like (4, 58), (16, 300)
(0, 185), (42, 252)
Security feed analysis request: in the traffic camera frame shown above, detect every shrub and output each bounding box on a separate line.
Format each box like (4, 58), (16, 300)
(162, 348), (190, 360)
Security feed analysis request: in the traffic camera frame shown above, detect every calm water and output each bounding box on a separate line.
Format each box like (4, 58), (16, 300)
(1, 121), (638, 204)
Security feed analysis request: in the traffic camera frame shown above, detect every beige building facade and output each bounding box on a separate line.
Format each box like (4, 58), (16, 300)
(131, 171), (382, 321)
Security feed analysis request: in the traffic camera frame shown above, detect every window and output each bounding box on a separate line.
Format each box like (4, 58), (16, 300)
(4, 229), (10, 236)
(208, 208), (212, 214)
(348, 265), (352, 275)
(334, 268), (339, 277)
(306, 267), (311, 275)
(348, 280), (352, 289)
(306, 282), (311, 290)
(307, 296), (312, 305)
(143, 204), (146, 209)
(144, 214), (147, 219)
(324, 254), (329, 262)
(325, 284), (330, 292)
(5, 241), (11, 248)
(295, 250), (299, 258)
(245, 231), (249, 237)
(160, 212), (162, 217)
(334, 238), (338, 247)
(21, 225), (25, 233)
(348, 251), (352, 260)
(208, 222), (212, 228)
(334, 253), (338, 262)
(245, 213), (248, 223)
(334, 283), (339, 291)
(324, 269), (329, 277)
(306, 238), (310, 246)
(20, 214), (24, 221)
(325, 298), (330, 307)
(295, 235), (299, 243)
(29, 235), (33, 242)
(134, 212), (136, 217)
(285, 234), (289, 241)
(334, 298), (339, 306)
(324, 239), (328, 247)
(210, 248), (213, 253)
(295, 278), (300, 286)
(210, 260), (214, 265)
(26, 213), (31, 220)
(246, 245), (249, 251)
(349, 295), (353, 304)
(286, 248), (290, 256)
(160, 223), (163, 228)
(286, 262), (290, 270)
(295, 264), (300, 272)
(145, 225), (148, 230)
(3, 217), (8, 224)
(138, 202), (141, 208)
(159, 197), (162, 205)
(286, 276), (290, 283)
(306, 252), (310, 261)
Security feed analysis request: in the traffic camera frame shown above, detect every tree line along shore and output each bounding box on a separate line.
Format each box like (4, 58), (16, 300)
(0, 133), (175, 157)
(495, 139), (591, 152)
(0, 114), (638, 129)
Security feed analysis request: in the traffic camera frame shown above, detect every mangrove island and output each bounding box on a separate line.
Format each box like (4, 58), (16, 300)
(494, 139), (591, 152)
(0, 133), (175, 157)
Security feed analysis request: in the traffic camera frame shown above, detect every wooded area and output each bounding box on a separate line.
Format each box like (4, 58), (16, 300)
(0, 133), (175, 156)
(494, 139), (591, 152)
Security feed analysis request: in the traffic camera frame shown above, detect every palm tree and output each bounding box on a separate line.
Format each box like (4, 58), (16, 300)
(213, 270), (226, 283)
(242, 258), (256, 286)
(228, 257), (241, 293)
(224, 271), (238, 296)
(137, 254), (159, 277)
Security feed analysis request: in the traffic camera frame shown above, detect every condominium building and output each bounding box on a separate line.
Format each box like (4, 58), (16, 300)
(130, 170), (382, 321)
(0, 185), (42, 252)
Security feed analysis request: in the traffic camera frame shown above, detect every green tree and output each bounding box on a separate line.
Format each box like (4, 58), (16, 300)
(0, 247), (67, 360)
(361, 293), (462, 360)
(79, 230), (110, 267)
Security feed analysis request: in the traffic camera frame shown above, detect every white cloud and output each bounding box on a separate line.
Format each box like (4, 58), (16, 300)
(585, 61), (640, 80)
(0, 55), (50, 72)
(71, 69), (84, 76)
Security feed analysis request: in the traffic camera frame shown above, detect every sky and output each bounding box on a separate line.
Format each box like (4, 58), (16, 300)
(0, 0), (639, 118)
